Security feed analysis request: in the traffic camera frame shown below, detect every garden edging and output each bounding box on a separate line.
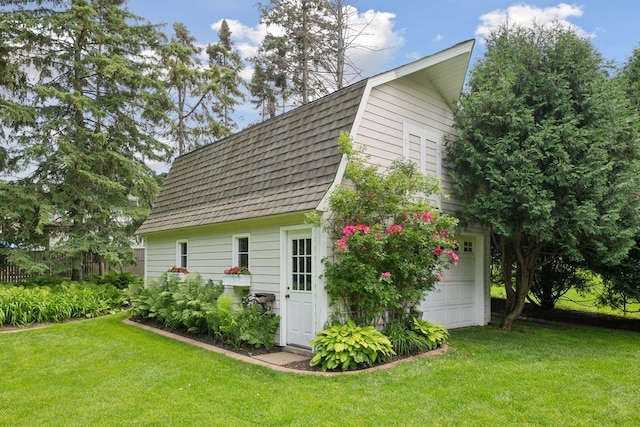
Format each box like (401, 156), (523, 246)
(122, 318), (449, 376)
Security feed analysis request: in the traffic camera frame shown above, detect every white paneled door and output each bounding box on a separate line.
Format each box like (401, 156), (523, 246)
(286, 232), (314, 348)
(421, 236), (482, 329)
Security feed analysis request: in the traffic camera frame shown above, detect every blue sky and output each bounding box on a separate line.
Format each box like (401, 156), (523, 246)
(124, 0), (640, 169)
(128, 0), (640, 73)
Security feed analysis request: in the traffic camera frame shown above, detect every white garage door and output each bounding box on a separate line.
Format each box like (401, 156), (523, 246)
(421, 237), (479, 329)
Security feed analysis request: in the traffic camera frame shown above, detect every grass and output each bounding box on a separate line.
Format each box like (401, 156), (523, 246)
(491, 285), (640, 319)
(1, 312), (639, 426)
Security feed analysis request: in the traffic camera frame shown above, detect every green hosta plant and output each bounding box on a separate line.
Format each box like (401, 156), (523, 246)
(0, 282), (127, 327)
(310, 320), (395, 371)
(384, 317), (450, 355)
(412, 317), (449, 349)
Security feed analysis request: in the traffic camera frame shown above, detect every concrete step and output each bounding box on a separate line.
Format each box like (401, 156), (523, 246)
(283, 345), (314, 358)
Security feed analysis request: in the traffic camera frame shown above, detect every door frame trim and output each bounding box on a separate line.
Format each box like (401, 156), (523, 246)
(279, 225), (318, 347)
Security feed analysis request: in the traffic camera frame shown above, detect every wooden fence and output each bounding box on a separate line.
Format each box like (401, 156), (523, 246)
(0, 248), (144, 283)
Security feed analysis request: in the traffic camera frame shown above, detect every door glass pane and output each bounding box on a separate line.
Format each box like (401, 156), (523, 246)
(291, 237), (312, 292)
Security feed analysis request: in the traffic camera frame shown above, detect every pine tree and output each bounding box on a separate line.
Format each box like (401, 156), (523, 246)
(160, 22), (227, 156)
(205, 19), (245, 131)
(257, 0), (333, 106)
(249, 60), (277, 121)
(0, 0), (172, 281)
(251, 0), (368, 115)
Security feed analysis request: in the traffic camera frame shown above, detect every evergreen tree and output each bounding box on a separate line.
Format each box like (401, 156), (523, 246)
(205, 19), (245, 131)
(249, 60), (277, 121)
(257, 0), (333, 106)
(251, 0), (369, 115)
(446, 23), (640, 330)
(0, 0), (172, 281)
(591, 45), (640, 312)
(160, 22), (226, 156)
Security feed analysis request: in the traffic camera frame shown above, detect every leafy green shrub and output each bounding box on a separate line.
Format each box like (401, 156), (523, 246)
(384, 317), (449, 355)
(321, 135), (459, 325)
(131, 275), (279, 350)
(385, 321), (431, 356)
(236, 303), (280, 350)
(18, 275), (65, 287)
(129, 274), (223, 333)
(310, 320), (395, 371)
(90, 272), (142, 290)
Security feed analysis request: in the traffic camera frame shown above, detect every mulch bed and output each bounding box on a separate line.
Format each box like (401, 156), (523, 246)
(129, 316), (437, 372)
(128, 316), (283, 358)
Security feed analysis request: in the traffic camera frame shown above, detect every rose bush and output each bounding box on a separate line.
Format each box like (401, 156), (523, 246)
(322, 134), (458, 325)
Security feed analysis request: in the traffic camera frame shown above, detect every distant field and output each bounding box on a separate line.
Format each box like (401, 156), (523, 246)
(491, 285), (640, 319)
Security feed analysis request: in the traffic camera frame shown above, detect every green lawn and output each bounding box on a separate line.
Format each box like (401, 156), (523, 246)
(491, 285), (640, 319)
(1, 312), (638, 426)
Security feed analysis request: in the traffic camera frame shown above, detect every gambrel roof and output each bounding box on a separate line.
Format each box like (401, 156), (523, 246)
(137, 81), (367, 234)
(137, 40), (474, 235)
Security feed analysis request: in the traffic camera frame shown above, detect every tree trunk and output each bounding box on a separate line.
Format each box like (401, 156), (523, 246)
(497, 232), (540, 330)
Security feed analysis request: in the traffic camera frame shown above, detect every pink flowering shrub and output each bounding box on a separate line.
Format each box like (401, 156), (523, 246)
(323, 135), (458, 325)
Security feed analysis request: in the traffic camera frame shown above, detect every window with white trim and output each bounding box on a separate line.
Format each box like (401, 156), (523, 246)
(176, 240), (188, 268)
(233, 234), (250, 268)
(402, 122), (441, 179)
(403, 122), (442, 205)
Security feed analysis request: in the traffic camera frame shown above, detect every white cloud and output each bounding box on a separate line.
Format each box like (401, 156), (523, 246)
(344, 8), (405, 76)
(405, 51), (421, 61)
(211, 19), (282, 61)
(475, 3), (594, 42)
(210, 8), (404, 77)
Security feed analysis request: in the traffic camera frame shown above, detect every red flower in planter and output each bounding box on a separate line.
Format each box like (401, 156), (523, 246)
(224, 266), (251, 275)
(169, 266), (189, 274)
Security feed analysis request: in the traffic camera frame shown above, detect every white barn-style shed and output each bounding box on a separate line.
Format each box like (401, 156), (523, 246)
(136, 39), (490, 349)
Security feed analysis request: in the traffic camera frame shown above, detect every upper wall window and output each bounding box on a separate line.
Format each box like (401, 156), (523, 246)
(402, 122), (441, 179)
(233, 234), (250, 268)
(177, 240), (188, 268)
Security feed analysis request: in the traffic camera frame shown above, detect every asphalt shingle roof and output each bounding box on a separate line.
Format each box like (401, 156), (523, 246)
(137, 80), (367, 234)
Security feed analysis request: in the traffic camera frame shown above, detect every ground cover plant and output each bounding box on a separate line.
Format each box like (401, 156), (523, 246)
(1, 312), (638, 426)
(129, 273), (280, 350)
(0, 280), (129, 327)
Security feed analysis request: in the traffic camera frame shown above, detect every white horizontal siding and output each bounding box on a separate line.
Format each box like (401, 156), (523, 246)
(354, 76), (461, 212)
(144, 213), (307, 313)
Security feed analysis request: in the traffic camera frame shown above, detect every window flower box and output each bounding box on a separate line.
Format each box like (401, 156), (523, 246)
(222, 266), (251, 287)
(222, 274), (251, 287)
(168, 266), (188, 282)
